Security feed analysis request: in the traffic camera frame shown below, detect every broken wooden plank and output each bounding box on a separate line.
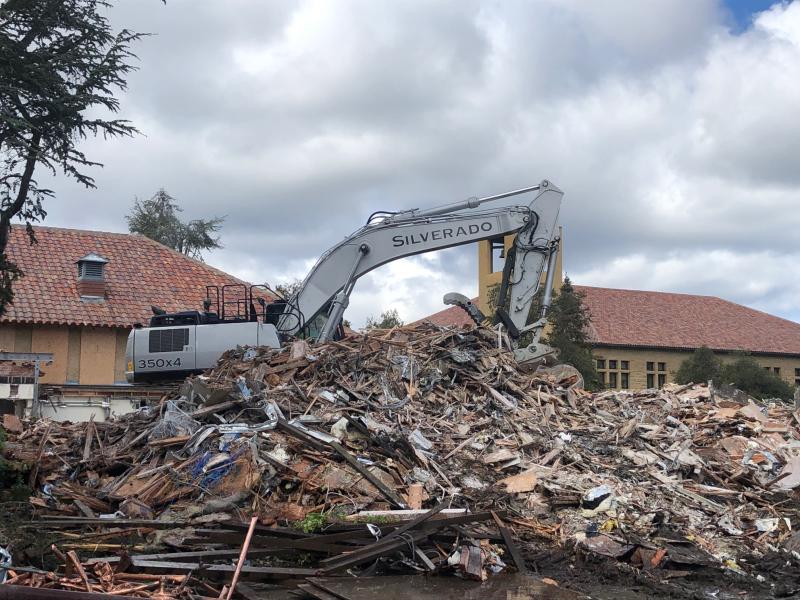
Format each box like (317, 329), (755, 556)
(329, 441), (407, 509)
(491, 510), (528, 574)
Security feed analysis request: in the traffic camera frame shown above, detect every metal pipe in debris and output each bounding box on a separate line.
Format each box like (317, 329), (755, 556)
(224, 516), (259, 600)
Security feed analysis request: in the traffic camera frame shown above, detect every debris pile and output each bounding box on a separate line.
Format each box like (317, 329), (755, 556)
(2, 322), (800, 597)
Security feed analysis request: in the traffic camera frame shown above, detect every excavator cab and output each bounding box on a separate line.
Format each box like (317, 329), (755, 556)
(126, 284), (281, 383)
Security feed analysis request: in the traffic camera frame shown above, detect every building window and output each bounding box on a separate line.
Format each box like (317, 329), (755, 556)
(490, 237), (505, 273)
(597, 357), (630, 390)
(646, 361), (654, 371)
(773, 367), (780, 375)
(647, 373), (655, 388)
(764, 366), (770, 372)
(658, 373), (666, 387)
(658, 362), (666, 372)
(795, 368), (800, 377)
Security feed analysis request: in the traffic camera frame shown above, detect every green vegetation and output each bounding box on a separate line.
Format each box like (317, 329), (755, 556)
(365, 308), (404, 330)
(676, 348), (794, 400)
(718, 355), (794, 400)
(543, 278), (601, 390)
(126, 189), (225, 261)
(1, 0), (146, 315)
(295, 512), (328, 533)
(487, 277), (599, 389)
(675, 346), (721, 385)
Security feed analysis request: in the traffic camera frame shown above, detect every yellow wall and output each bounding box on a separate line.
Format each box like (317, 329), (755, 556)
(0, 327), (14, 351)
(79, 327), (118, 385)
(114, 329), (129, 383)
(67, 327), (81, 382)
(477, 229), (563, 313)
(31, 327), (69, 384)
(594, 346), (800, 390)
(14, 326), (32, 352)
(0, 324), (132, 386)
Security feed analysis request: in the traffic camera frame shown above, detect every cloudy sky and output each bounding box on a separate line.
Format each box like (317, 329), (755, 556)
(38, 0), (800, 327)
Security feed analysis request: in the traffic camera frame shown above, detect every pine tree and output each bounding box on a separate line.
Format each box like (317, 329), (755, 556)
(0, 0), (147, 315)
(126, 189), (224, 260)
(543, 277), (601, 389)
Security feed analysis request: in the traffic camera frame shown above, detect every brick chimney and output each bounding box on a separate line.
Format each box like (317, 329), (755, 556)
(76, 253), (109, 300)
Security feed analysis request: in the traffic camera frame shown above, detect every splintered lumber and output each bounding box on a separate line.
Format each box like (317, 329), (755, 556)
(5, 321), (800, 594)
(65, 551), (91, 592)
(491, 511), (527, 574)
(130, 560), (316, 579)
(319, 507), (491, 573)
(0, 588), (136, 600)
(319, 530), (432, 574)
(329, 440), (407, 508)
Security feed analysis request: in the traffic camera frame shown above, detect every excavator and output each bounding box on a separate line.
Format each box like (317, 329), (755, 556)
(126, 180), (563, 382)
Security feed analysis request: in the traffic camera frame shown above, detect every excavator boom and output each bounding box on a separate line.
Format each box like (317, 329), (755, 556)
(126, 179), (563, 382)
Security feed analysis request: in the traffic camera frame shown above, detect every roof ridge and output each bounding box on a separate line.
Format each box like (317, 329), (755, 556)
(12, 223), (136, 238)
(574, 284), (716, 300)
(712, 295), (800, 327)
(13, 223), (246, 285)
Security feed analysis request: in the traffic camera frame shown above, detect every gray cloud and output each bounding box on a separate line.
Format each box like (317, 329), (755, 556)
(36, 0), (800, 327)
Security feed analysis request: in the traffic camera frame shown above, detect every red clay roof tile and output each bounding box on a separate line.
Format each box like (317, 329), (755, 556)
(2, 225), (252, 328)
(419, 286), (800, 356)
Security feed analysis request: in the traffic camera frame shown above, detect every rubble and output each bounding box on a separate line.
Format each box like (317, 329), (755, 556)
(1, 322), (800, 597)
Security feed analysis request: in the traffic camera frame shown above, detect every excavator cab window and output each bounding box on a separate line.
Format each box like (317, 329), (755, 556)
(263, 299), (287, 326)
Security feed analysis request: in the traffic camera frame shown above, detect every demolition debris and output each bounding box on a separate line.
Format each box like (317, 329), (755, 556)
(2, 322), (800, 598)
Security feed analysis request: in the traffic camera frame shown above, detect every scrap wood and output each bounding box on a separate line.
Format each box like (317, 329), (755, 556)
(329, 441), (407, 508)
(4, 321), (800, 591)
(65, 552), (91, 592)
(491, 511), (528, 574)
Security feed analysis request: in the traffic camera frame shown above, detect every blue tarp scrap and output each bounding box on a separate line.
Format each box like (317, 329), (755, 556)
(198, 446), (248, 490)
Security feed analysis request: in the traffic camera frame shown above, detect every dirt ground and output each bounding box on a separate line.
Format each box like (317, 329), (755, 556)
(526, 542), (800, 599)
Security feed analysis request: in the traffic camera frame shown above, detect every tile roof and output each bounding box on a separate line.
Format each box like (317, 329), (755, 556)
(418, 286), (800, 356)
(419, 303), (476, 328)
(2, 225), (253, 328)
(575, 286), (800, 356)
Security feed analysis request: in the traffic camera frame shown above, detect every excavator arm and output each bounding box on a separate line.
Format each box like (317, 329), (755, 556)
(278, 180), (563, 356)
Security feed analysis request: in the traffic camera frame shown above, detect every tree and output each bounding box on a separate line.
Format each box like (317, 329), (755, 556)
(366, 308), (404, 330)
(126, 189), (224, 260)
(273, 278), (303, 300)
(717, 355), (794, 400)
(675, 346), (722, 385)
(543, 277), (601, 390)
(0, 0), (145, 315)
